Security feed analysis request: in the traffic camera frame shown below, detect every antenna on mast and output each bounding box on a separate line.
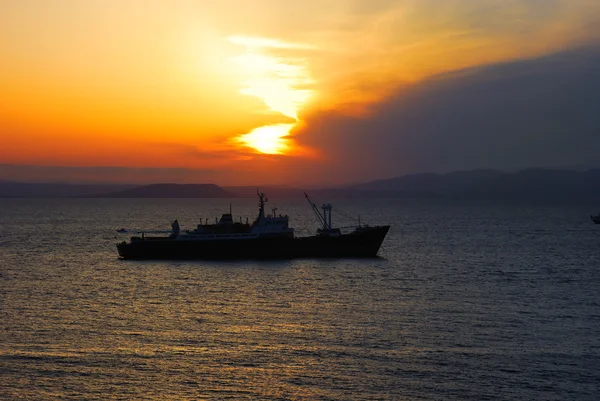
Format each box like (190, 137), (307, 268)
(256, 189), (267, 222)
(304, 192), (327, 229)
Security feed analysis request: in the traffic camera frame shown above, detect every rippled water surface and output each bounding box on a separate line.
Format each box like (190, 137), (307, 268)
(1, 198), (599, 400)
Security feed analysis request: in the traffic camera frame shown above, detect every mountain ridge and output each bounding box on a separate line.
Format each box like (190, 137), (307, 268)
(350, 169), (503, 193)
(0, 182), (136, 198)
(1, 168), (599, 199)
(94, 183), (236, 198)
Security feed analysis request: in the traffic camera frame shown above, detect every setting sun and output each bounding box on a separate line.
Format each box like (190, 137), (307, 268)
(236, 123), (293, 154)
(229, 36), (314, 154)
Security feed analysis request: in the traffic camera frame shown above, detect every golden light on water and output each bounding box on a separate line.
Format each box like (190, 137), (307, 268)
(229, 36), (313, 154)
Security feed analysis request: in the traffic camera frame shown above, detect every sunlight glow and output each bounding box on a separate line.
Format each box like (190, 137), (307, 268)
(237, 123), (293, 154)
(3, 1), (598, 178)
(229, 35), (314, 154)
(228, 35), (315, 50)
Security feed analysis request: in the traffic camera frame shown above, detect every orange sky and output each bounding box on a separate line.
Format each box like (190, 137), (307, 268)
(1, 0), (599, 184)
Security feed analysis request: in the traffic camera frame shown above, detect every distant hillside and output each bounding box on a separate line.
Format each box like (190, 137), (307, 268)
(224, 186), (306, 198)
(0, 182), (136, 198)
(96, 183), (235, 198)
(350, 169), (503, 193)
(351, 168), (600, 199)
(224, 186), (431, 199)
(2, 168), (600, 199)
(461, 168), (600, 199)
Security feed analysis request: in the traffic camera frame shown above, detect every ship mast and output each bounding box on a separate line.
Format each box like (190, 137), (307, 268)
(322, 203), (333, 230)
(256, 190), (267, 223)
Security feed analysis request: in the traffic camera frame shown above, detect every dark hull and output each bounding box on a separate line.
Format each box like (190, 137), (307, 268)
(117, 225), (390, 260)
(592, 215), (600, 224)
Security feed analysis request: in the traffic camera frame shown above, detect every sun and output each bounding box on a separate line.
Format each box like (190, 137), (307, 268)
(237, 123), (293, 154)
(229, 36), (314, 155)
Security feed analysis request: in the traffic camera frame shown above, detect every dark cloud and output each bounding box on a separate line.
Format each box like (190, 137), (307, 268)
(295, 45), (600, 183)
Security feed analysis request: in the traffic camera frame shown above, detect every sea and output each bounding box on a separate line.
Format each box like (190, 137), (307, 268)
(1, 197), (599, 400)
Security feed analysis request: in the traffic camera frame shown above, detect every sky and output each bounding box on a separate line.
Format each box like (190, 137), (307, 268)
(1, 0), (599, 185)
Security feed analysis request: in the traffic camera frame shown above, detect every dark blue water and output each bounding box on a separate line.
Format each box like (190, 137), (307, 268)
(1, 198), (599, 400)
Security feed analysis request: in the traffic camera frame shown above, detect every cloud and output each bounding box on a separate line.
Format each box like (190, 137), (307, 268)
(291, 45), (600, 183)
(227, 36), (316, 50)
(278, 0), (600, 115)
(4, 43), (599, 187)
(0, 164), (231, 185)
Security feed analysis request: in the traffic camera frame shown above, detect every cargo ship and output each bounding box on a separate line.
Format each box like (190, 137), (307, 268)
(116, 192), (390, 260)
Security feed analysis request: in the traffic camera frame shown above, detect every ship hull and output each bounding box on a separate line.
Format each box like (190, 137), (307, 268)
(117, 225), (390, 260)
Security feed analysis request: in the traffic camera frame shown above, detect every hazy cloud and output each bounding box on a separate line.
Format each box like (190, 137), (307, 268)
(292, 45), (600, 183)
(0, 165), (230, 185)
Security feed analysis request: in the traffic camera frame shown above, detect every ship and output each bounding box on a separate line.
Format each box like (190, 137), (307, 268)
(591, 214), (600, 224)
(116, 191), (390, 260)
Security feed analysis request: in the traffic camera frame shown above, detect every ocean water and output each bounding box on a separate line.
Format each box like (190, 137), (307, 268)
(1, 198), (599, 400)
